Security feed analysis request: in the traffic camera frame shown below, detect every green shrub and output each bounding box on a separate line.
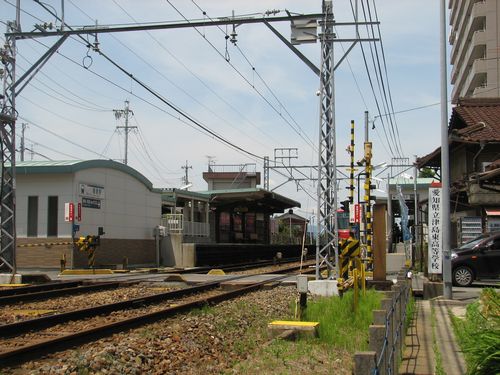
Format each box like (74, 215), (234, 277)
(451, 288), (500, 375)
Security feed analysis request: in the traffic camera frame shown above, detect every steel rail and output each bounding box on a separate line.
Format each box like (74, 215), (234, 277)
(0, 281), (125, 306)
(0, 280), (82, 297)
(0, 261), (309, 338)
(0, 256), (311, 301)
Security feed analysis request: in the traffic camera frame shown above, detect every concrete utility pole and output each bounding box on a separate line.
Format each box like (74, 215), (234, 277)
(181, 160), (192, 188)
(440, 0), (452, 299)
(20, 123), (27, 162)
(113, 100), (136, 165)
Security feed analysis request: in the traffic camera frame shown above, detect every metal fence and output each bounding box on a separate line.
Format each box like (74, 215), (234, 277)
(354, 272), (412, 375)
(161, 214), (209, 237)
(373, 278), (411, 374)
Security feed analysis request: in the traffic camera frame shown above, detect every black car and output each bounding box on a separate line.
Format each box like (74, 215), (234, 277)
(451, 231), (500, 286)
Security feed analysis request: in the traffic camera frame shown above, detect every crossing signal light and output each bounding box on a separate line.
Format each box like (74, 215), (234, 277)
(340, 200), (350, 212)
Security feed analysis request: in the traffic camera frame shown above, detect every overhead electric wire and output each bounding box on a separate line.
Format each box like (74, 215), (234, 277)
(165, 0), (316, 151)
(333, 25), (369, 110)
(360, 0), (401, 157)
(21, 146), (52, 160)
(29, 35), (262, 166)
(20, 116), (110, 158)
(128, 136), (175, 186)
(133, 117), (183, 175)
(188, 0), (316, 151)
(365, 0), (404, 156)
(2, 0), (45, 23)
(97, 47), (264, 160)
(34, 1), (266, 163)
(106, 2), (273, 151)
(22, 37), (120, 103)
(73, 0), (284, 149)
(349, 0), (396, 158)
(18, 91), (112, 133)
(233, 43), (317, 151)
(100, 129), (118, 157)
(25, 136), (81, 159)
(16, 38), (116, 113)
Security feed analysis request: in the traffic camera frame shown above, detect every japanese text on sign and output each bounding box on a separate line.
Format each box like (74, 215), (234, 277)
(428, 187), (442, 273)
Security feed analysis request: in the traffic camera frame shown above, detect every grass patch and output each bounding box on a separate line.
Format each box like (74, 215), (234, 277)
(231, 289), (383, 374)
(230, 338), (351, 375)
(301, 288), (382, 352)
(405, 292), (415, 329)
(450, 288), (500, 375)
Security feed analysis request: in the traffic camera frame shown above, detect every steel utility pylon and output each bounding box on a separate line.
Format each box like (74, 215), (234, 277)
(0, 14), (19, 274)
(316, 0), (338, 279)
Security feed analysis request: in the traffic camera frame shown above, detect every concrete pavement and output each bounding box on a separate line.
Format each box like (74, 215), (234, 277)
(399, 284), (486, 375)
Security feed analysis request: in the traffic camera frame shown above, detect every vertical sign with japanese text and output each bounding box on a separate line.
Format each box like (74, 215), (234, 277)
(64, 202), (74, 222)
(428, 183), (442, 273)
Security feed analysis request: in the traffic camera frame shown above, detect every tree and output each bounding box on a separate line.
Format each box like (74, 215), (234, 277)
(419, 167), (436, 178)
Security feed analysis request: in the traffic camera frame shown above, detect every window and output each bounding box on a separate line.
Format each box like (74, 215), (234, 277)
(27, 196), (38, 237)
(47, 196), (58, 237)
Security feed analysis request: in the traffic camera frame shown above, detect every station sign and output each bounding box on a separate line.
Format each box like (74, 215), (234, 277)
(82, 197), (101, 209)
(79, 183), (105, 199)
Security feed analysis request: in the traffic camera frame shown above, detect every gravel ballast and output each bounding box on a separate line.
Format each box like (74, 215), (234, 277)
(3, 285), (299, 374)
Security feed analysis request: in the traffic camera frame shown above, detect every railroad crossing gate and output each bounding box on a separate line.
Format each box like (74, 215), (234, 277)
(337, 237), (361, 293)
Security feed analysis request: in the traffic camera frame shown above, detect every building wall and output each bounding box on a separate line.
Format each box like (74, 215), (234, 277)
(74, 168), (160, 239)
(15, 167), (162, 268)
(16, 174), (74, 237)
(450, 146), (468, 182)
(450, 0), (500, 102)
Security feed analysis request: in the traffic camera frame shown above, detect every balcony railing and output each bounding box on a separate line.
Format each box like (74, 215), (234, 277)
(161, 214), (209, 237)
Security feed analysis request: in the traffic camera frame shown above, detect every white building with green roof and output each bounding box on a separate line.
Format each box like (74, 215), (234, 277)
(15, 160), (162, 269)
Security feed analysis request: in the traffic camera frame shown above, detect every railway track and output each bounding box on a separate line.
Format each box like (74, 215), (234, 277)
(0, 263), (311, 366)
(0, 257), (313, 306)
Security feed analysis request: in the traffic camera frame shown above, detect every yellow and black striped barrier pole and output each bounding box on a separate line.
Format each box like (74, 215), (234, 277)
(349, 120), (355, 234)
(364, 142), (373, 270)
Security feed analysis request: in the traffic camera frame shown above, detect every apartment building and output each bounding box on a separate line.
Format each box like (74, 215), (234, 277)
(449, 0), (500, 103)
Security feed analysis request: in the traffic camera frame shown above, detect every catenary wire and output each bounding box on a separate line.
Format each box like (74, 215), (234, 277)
(165, 0), (316, 152)
(349, 0), (396, 158)
(367, 0), (404, 156)
(73, 0), (284, 149)
(360, 0), (401, 157)
(33, 2), (266, 162)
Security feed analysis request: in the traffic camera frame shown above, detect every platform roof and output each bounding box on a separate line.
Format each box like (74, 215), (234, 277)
(199, 188), (300, 213)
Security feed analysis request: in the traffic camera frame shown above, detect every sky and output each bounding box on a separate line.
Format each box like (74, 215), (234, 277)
(0, 0), (449, 218)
